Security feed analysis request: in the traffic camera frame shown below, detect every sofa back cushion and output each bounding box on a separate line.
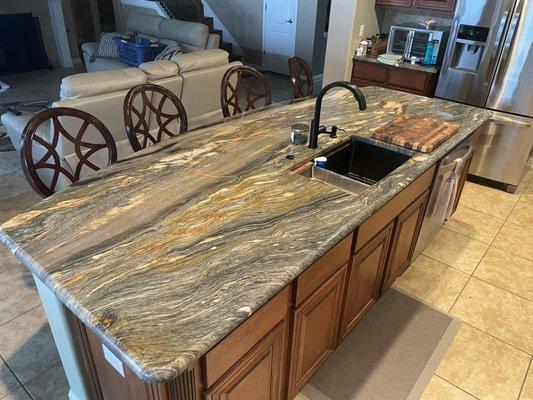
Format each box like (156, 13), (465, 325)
(60, 68), (147, 99)
(126, 12), (209, 52)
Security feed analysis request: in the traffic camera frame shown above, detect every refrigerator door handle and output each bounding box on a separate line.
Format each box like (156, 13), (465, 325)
(484, 0), (515, 86)
(493, 0), (525, 86)
(489, 114), (532, 127)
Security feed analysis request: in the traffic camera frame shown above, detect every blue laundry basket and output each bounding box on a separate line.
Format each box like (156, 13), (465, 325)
(114, 37), (166, 67)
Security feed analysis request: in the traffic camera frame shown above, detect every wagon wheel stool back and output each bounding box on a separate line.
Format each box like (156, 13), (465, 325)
(123, 83), (188, 152)
(20, 107), (117, 197)
(288, 57), (314, 100)
(220, 65), (273, 118)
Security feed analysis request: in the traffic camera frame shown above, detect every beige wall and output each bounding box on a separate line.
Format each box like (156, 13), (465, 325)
(0, 0), (60, 66)
(204, 0), (264, 65)
(323, 0), (378, 84)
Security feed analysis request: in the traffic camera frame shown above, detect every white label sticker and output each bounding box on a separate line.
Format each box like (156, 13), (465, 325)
(102, 344), (125, 377)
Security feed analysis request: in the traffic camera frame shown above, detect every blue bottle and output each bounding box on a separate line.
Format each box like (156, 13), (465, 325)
(422, 40), (435, 65)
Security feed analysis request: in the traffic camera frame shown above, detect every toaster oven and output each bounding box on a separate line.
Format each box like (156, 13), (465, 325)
(387, 25), (450, 65)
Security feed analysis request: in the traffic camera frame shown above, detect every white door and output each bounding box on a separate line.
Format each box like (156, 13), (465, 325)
(262, 0), (298, 75)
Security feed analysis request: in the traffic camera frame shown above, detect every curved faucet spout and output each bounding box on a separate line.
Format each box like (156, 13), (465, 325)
(308, 81), (367, 149)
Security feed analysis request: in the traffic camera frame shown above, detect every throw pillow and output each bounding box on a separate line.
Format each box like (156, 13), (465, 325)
(95, 32), (128, 59)
(155, 43), (184, 61)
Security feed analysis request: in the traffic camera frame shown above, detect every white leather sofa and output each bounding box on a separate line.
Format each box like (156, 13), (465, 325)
(82, 11), (221, 73)
(2, 53), (241, 192)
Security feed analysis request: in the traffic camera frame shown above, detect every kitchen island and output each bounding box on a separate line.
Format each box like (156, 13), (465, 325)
(0, 87), (489, 400)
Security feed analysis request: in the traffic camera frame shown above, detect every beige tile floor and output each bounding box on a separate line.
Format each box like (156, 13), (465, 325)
(395, 170), (533, 400)
(0, 141), (532, 399)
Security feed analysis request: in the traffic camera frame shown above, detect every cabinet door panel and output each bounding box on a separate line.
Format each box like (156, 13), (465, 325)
(340, 223), (394, 340)
(376, 0), (413, 6)
(205, 320), (288, 400)
(288, 265), (347, 398)
(414, 0), (456, 11)
(352, 61), (388, 84)
(383, 190), (429, 291)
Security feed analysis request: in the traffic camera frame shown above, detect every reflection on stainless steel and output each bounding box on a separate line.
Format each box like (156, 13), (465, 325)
(300, 165), (370, 195)
(486, 0), (533, 117)
(436, 0), (533, 192)
(469, 111), (533, 191)
(414, 140), (475, 258)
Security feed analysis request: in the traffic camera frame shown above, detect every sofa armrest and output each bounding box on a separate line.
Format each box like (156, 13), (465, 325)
(171, 49), (229, 74)
(81, 42), (98, 63)
(206, 34), (220, 50)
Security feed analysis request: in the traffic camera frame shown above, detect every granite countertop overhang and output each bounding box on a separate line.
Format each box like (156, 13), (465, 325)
(0, 87), (489, 383)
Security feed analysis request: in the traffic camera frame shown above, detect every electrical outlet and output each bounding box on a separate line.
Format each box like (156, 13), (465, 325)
(359, 25), (365, 37)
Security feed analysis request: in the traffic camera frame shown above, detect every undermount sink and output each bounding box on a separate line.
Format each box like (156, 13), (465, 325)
(300, 136), (415, 195)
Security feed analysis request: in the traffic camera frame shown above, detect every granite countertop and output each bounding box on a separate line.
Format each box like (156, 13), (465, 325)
(353, 55), (440, 74)
(0, 87), (489, 383)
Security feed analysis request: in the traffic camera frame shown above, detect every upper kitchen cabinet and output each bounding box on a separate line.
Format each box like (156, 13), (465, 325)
(414, 0), (456, 11)
(375, 0), (413, 6)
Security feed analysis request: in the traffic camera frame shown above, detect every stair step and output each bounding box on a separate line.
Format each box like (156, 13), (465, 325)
(202, 17), (214, 30)
(220, 41), (233, 53)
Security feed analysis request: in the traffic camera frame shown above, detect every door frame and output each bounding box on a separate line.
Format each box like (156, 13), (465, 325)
(261, 0), (299, 70)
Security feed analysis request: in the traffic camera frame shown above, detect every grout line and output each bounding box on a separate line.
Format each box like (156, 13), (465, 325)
(460, 321), (532, 357)
(457, 202), (510, 222)
(0, 303), (42, 329)
(517, 357), (532, 400)
(434, 374), (482, 400)
(467, 275), (532, 304)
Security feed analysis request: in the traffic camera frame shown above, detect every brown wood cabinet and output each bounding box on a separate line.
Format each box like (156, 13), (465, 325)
(382, 190), (429, 292)
(339, 223), (394, 340)
(288, 265), (347, 398)
(352, 59), (437, 97)
(376, 0), (412, 6)
(376, 0), (456, 10)
(205, 320), (288, 400)
(413, 0), (456, 11)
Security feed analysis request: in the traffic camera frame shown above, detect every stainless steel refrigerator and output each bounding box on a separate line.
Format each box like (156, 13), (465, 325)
(436, 0), (533, 193)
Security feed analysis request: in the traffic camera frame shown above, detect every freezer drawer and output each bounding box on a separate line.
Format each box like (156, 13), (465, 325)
(469, 112), (533, 190)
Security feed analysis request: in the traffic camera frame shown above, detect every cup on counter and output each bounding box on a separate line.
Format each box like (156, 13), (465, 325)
(291, 124), (309, 145)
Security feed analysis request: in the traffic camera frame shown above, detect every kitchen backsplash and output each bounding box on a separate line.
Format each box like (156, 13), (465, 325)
(375, 6), (453, 33)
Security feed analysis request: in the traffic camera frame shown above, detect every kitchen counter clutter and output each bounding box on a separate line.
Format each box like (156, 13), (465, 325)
(0, 87), (489, 398)
(353, 55), (440, 74)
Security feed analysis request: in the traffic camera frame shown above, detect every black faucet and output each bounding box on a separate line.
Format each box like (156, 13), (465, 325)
(308, 81), (367, 149)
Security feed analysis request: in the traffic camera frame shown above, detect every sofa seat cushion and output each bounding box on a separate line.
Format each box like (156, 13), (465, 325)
(84, 57), (130, 73)
(60, 68), (147, 100)
(1, 111), (40, 151)
(172, 49), (229, 73)
(139, 60), (179, 80)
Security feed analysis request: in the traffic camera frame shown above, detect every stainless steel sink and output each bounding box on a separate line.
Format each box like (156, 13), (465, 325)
(300, 165), (370, 195)
(299, 136), (415, 195)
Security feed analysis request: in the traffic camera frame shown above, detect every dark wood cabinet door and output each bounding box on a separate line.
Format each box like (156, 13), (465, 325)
(382, 190), (430, 292)
(288, 265), (347, 398)
(414, 0), (456, 11)
(205, 320), (288, 400)
(339, 223), (394, 340)
(376, 0), (413, 6)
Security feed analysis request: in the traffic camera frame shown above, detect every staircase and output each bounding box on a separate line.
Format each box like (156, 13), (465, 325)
(158, 0), (242, 62)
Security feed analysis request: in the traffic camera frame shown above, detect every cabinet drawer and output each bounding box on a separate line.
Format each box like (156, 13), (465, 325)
(294, 233), (353, 306)
(204, 285), (292, 388)
(388, 69), (429, 93)
(352, 61), (388, 84)
(355, 164), (436, 252)
(351, 77), (385, 88)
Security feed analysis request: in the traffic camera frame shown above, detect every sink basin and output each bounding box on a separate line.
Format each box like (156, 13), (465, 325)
(299, 136), (414, 195)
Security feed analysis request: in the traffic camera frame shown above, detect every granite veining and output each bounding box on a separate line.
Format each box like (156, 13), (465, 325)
(353, 55), (440, 74)
(0, 87), (489, 382)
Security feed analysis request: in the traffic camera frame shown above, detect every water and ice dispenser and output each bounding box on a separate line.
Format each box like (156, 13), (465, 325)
(450, 25), (490, 72)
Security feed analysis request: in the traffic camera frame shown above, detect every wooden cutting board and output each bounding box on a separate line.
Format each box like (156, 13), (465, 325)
(372, 113), (459, 153)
